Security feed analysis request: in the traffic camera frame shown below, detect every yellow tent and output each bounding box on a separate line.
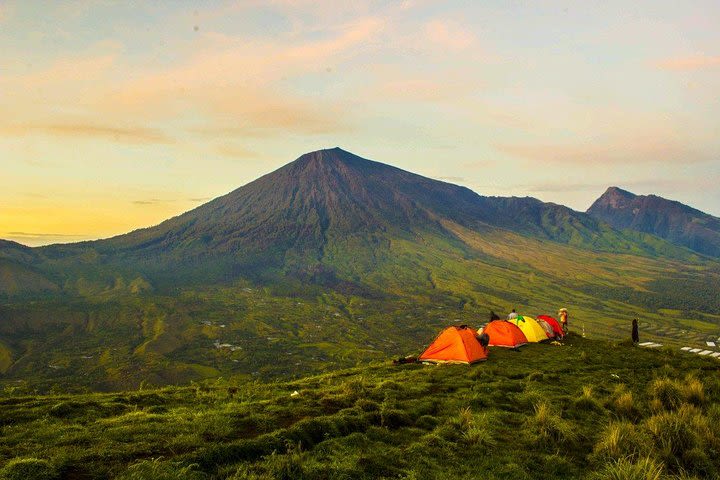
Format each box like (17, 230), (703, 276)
(508, 315), (549, 343)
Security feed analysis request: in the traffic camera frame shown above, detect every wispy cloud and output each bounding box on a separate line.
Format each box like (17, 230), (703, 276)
(131, 199), (165, 206)
(653, 54), (720, 71)
(132, 197), (213, 206)
(494, 139), (711, 165)
(0, 123), (173, 144)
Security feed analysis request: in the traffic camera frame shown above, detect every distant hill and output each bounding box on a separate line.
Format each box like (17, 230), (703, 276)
(587, 187), (720, 257)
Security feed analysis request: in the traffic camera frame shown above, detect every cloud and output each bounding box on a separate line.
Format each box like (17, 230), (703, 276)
(0, 123), (173, 144)
(653, 55), (720, 71)
(494, 138), (711, 165)
(132, 197), (213, 205)
(83, 19), (383, 138)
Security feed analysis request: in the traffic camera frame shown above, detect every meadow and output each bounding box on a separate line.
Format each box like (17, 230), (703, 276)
(1, 334), (719, 479)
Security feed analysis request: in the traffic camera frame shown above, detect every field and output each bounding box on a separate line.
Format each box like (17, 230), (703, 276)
(1, 334), (719, 479)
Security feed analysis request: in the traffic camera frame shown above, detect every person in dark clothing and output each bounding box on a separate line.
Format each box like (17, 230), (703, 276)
(489, 310), (500, 321)
(632, 318), (639, 344)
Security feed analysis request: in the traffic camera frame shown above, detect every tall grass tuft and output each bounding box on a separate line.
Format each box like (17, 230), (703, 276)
(608, 384), (640, 420)
(589, 457), (664, 480)
(648, 378), (683, 411)
(575, 385), (604, 412)
(526, 401), (577, 445)
(681, 377), (705, 406)
(643, 404), (715, 475)
(590, 422), (653, 464)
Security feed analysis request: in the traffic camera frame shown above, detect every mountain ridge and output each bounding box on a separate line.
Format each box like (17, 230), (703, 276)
(588, 186), (720, 257)
(0, 148), (708, 296)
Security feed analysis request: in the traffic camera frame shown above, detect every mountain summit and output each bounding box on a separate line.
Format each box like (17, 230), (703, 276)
(587, 187), (720, 257)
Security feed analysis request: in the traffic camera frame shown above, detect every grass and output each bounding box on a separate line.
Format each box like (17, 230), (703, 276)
(1, 334), (719, 479)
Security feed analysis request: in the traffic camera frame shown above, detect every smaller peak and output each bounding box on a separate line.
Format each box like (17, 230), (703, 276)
(588, 186), (637, 212)
(602, 186), (636, 199)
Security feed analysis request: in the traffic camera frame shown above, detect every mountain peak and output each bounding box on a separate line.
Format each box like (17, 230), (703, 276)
(294, 147), (359, 165)
(591, 187), (637, 210)
(588, 187), (720, 257)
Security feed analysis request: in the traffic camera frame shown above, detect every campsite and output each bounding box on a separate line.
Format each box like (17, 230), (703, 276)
(3, 2), (720, 479)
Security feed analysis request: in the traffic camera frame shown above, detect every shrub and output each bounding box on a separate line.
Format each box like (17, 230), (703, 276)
(0, 458), (58, 480)
(589, 457), (664, 480)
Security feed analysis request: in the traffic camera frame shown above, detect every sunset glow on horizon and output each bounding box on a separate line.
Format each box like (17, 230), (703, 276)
(2, 0), (719, 246)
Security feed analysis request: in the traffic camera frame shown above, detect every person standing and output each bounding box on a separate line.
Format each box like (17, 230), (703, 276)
(632, 318), (639, 344)
(507, 309), (518, 321)
(558, 308), (569, 334)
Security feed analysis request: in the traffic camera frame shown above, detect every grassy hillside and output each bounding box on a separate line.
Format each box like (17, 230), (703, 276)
(1, 335), (719, 479)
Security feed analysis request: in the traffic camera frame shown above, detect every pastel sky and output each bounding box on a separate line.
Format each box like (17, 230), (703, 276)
(2, 0), (719, 246)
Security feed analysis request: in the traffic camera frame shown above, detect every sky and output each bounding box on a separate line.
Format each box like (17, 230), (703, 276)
(1, 0), (719, 246)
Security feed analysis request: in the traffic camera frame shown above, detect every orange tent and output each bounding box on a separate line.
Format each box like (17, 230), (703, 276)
(419, 326), (488, 364)
(480, 320), (528, 348)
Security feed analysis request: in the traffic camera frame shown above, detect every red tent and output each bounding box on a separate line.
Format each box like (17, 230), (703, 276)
(537, 315), (563, 338)
(419, 326), (488, 364)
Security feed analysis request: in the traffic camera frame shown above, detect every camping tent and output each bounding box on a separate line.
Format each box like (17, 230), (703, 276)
(480, 320), (528, 348)
(537, 315), (563, 338)
(534, 317), (555, 339)
(508, 316), (549, 343)
(419, 326), (488, 364)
